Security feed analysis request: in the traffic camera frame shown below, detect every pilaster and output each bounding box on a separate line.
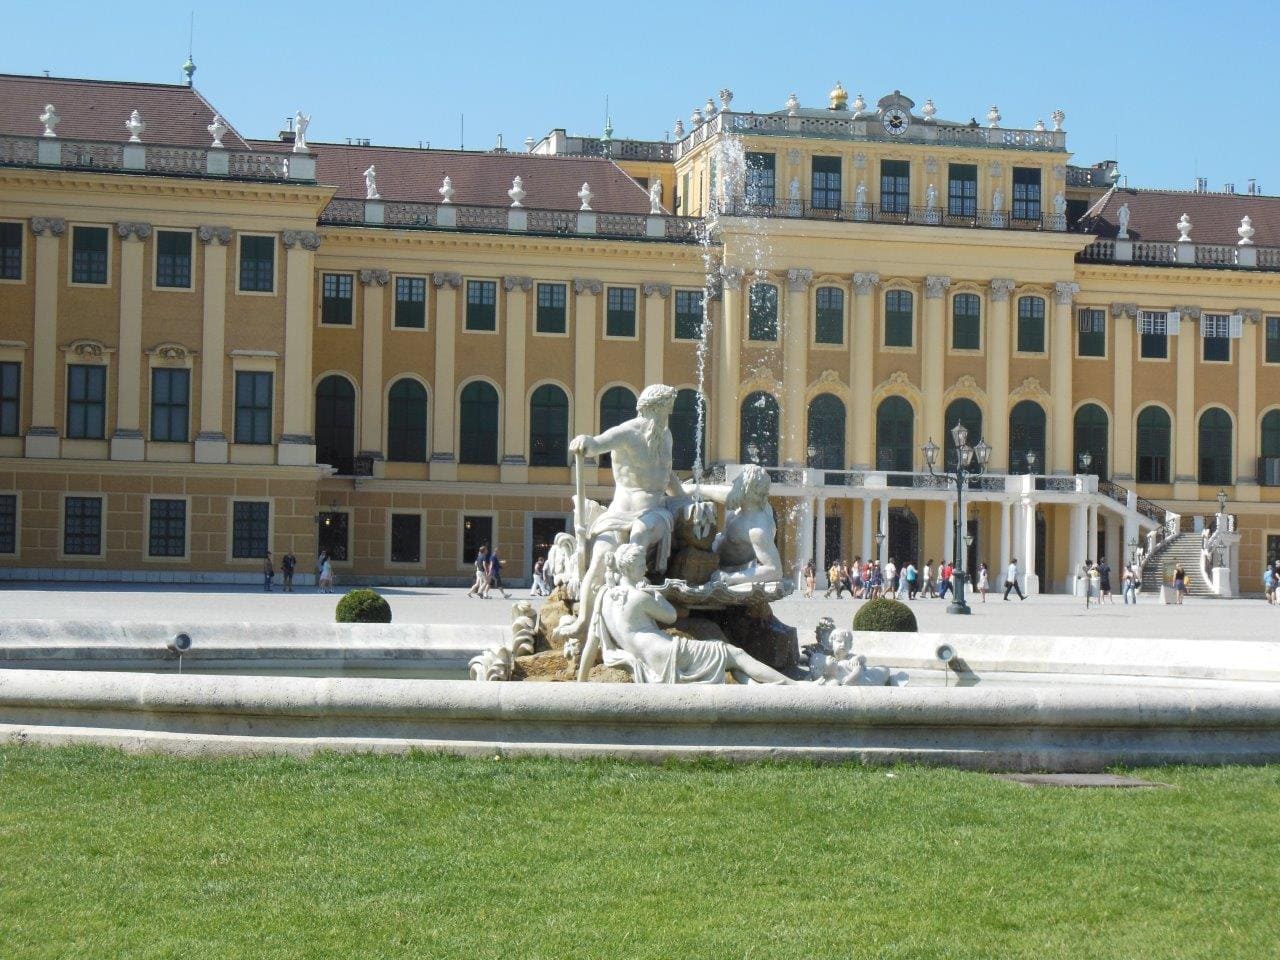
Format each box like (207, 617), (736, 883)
(782, 268), (812, 466)
(986, 279), (1015, 461)
(1173, 306), (1197, 497)
(850, 272), (879, 468)
(1236, 310), (1260, 499)
(25, 217), (65, 458)
(195, 225), (232, 463)
(501, 275), (533, 483)
(573, 278), (602, 485)
(642, 282), (670, 388)
(922, 275), (950, 451)
(110, 221), (151, 461)
(358, 268), (388, 476)
(278, 230), (320, 466)
(1111, 302), (1136, 481)
(430, 271), (462, 480)
(1051, 281), (1078, 473)
(715, 266), (743, 464)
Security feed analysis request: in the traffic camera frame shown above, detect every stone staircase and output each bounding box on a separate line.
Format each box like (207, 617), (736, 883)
(1140, 533), (1214, 596)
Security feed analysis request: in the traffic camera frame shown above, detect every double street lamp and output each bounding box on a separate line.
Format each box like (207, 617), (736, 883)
(922, 421), (993, 615)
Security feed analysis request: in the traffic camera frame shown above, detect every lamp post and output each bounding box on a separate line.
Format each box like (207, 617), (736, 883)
(922, 421), (992, 615)
(1078, 450), (1093, 474)
(1216, 488), (1228, 513)
(746, 441), (760, 465)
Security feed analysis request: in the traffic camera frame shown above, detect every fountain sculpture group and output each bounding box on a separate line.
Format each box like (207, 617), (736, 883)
(469, 383), (908, 686)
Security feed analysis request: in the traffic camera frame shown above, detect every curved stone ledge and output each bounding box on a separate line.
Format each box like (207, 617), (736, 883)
(2, 670), (1279, 770)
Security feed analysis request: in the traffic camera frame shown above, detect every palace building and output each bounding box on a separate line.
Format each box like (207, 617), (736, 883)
(0, 73), (1274, 593)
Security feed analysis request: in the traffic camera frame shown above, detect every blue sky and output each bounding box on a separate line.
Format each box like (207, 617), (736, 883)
(5, 0), (1275, 191)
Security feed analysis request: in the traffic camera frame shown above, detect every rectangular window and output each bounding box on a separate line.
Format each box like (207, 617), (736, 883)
(947, 164), (978, 217)
(462, 515), (494, 565)
(1077, 308), (1106, 357)
(71, 226), (108, 284)
(390, 513), (422, 564)
(1017, 297), (1046, 353)
(811, 156), (842, 210)
(238, 235), (275, 292)
(748, 284), (779, 341)
(465, 280), (497, 331)
(885, 290), (913, 347)
(234, 371), (273, 444)
(155, 230), (192, 288)
(536, 282), (567, 334)
(0, 494), (14, 554)
(674, 290), (704, 340)
(606, 287), (637, 338)
(952, 294), (981, 350)
(1139, 311), (1169, 359)
(1202, 313), (1231, 362)
(147, 498), (186, 558)
(150, 368), (190, 442)
(880, 160), (910, 214)
(231, 501), (270, 559)
(815, 287), (844, 344)
(745, 152), (776, 206)
(321, 273), (354, 325)
(0, 222), (22, 280)
(1267, 317), (1280, 364)
(0, 362), (18, 436)
(66, 364), (106, 439)
(394, 276), (427, 329)
(1012, 168), (1042, 221)
(63, 496), (102, 556)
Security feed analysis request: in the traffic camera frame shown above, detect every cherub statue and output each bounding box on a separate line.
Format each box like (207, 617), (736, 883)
(579, 543), (792, 684)
(684, 464), (783, 587)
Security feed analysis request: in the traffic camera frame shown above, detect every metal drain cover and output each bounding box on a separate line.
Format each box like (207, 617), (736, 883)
(995, 773), (1171, 789)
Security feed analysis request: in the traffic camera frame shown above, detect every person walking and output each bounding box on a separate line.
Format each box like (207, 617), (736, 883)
(1004, 558), (1026, 600)
(262, 551), (275, 592)
(824, 561), (843, 598)
(318, 554), (334, 594)
(937, 560), (953, 599)
(904, 561), (919, 600)
(921, 560), (936, 599)
(315, 550), (328, 593)
(488, 549), (511, 600)
(885, 559), (898, 598)
(977, 562), (989, 602)
(281, 551), (296, 593)
(467, 544), (490, 598)
(802, 560), (815, 599)
(1264, 563), (1275, 605)
(1122, 562), (1138, 604)
(1098, 557), (1113, 603)
(1173, 563), (1188, 604)
(531, 556), (548, 597)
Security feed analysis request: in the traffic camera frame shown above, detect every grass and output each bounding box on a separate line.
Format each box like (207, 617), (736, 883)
(0, 748), (1277, 959)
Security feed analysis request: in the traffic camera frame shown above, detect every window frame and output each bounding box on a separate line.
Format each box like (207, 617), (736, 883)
(1265, 316), (1280, 364)
(535, 282), (568, 337)
(65, 363), (107, 440)
(0, 492), (19, 556)
(460, 513), (497, 569)
(464, 279), (498, 333)
(1200, 313), (1231, 364)
(1138, 310), (1171, 361)
(149, 366), (190, 443)
(810, 156), (842, 210)
(745, 152), (776, 206)
(386, 377), (429, 463)
(883, 288), (914, 349)
(528, 382), (570, 467)
(388, 510), (426, 566)
(604, 286), (638, 340)
(814, 286), (845, 346)
(0, 220), (26, 283)
(458, 379), (500, 465)
(1011, 167), (1042, 222)
(1015, 295), (1047, 355)
(69, 224), (110, 287)
(1197, 408), (1233, 486)
(236, 233), (276, 295)
(1076, 307), (1107, 359)
(320, 272), (355, 326)
(61, 493), (104, 559)
(152, 228), (194, 291)
(947, 163), (978, 218)
(145, 495), (189, 561)
(229, 498), (271, 561)
(880, 159), (910, 214)
(747, 283), (779, 342)
(233, 370), (274, 445)
(950, 292), (982, 352)
(673, 289), (704, 341)
(0, 361), (20, 437)
(1135, 405), (1172, 485)
(392, 274), (428, 330)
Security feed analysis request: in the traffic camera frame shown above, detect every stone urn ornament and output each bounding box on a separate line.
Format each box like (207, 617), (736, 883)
(1238, 215), (1255, 245)
(705, 96), (716, 117)
(851, 92), (866, 117)
(207, 114), (228, 148)
(439, 175), (455, 203)
(125, 110), (145, 142)
(987, 105), (1001, 128)
(508, 175), (525, 207)
(1051, 109), (1065, 131)
(786, 92), (800, 116)
(39, 104), (60, 137)
(673, 118), (685, 138)
(921, 98), (937, 122)
(1034, 118), (1046, 132)
(577, 182), (593, 211)
(1177, 213), (1193, 242)
(718, 88), (733, 111)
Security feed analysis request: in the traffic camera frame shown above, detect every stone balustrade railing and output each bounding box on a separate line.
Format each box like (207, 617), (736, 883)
(1079, 235), (1280, 270)
(0, 133), (315, 182)
(724, 465), (1102, 498)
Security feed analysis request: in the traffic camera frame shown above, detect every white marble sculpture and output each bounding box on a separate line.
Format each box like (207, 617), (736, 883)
(1034, 118), (1046, 132)
(786, 93), (800, 116)
(673, 118), (685, 137)
(582, 544), (792, 684)
(1116, 202), (1130, 238)
(364, 165), (380, 200)
(685, 465), (783, 587)
(921, 99), (937, 122)
(925, 183), (938, 209)
(718, 88), (734, 111)
(125, 110), (145, 143)
(40, 104), (60, 137)
(508, 176), (525, 207)
(293, 111), (310, 152)
(991, 186), (1004, 212)
(1053, 192), (1067, 215)
(545, 531), (580, 599)
(207, 114), (227, 148)
(851, 92), (866, 117)
(1051, 109), (1065, 131)
(1239, 215), (1255, 245)
(577, 182), (592, 211)
(649, 180), (663, 214)
(788, 178), (801, 201)
(1177, 213), (1192, 242)
(807, 627), (909, 686)
(987, 105), (1001, 128)
(439, 175), (455, 203)
(692, 108), (703, 127)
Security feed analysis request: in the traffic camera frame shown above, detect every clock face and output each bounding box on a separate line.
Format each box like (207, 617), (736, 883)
(882, 108), (910, 136)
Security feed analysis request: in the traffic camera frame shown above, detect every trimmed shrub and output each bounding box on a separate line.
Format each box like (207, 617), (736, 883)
(335, 588), (392, 623)
(853, 597), (917, 633)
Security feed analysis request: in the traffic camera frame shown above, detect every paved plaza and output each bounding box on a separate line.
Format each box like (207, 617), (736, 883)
(1, 583), (1276, 643)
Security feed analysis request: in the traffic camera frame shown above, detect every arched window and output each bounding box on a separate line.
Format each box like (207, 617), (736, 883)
(528, 384), (569, 467)
(1136, 406), (1171, 483)
(1262, 410), (1280, 459)
(943, 398), (982, 471)
(671, 388), (707, 472)
(459, 381), (499, 465)
(1198, 407), (1233, 485)
(1073, 403), (1109, 478)
(386, 378), (428, 463)
(315, 375), (355, 474)
(1017, 296), (1046, 353)
(815, 287), (844, 344)
(598, 386), (637, 469)
(1009, 400), (1046, 474)
(876, 396), (914, 473)
(748, 283), (779, 341)
(740, 391), (779, 466)
(807, 393), (846, 469)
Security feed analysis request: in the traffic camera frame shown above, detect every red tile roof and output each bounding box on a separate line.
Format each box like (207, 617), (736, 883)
(1084, 187), (1280, 246)
(0, 74), (249, 149)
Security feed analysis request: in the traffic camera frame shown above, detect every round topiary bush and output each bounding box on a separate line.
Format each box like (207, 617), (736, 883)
(335, 588), (392, 623)
(853, 597), (918, 633)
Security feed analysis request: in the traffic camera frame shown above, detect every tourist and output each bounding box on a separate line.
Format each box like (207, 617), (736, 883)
(1122, 563), (1139, 604)
(467, 544), (490, 598)
(885, 558), (898, 597)
(1084, 560), (1100, 608)
(1173, 563), (1188, 604)
(318, 554), (335, 594)
(904, 560), (919, 599)
(281, 551), (296, 593)
(802, 560), (815, 598)
(262, 551), (274, 592)
(850, 556), (863, 598)
(921, 559), (936, 598)
(938, 560), (952, 599)
(1004, 558), (1026, 600)
(1098, 557), (1113, 603)
(1264, 564), (1275, 605)
(315, 550), (328, 591)
(869, 560), (883, 598)
(824, 561), (843, 598)
(488, 549), (511, 600)
(531, 556), (549, 597)
(839, 561), (853, 597)
(977, 562), (989, 602)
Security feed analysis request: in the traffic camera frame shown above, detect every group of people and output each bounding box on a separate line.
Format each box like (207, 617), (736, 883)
(466, 544), (512, 600)
(260, 550), (334, 593)
(803, 557), (1028, 603)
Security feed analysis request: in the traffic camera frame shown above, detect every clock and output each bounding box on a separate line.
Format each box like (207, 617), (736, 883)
(882, 108), (910, 136)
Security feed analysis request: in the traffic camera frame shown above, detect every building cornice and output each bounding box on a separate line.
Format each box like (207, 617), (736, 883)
(0, 167), (336, 208)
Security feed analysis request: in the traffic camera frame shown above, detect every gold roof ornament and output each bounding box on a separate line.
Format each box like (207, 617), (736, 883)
(828, 81), (849, 111)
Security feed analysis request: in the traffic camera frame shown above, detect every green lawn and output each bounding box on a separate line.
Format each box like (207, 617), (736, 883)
(0, 748), (1277, 959)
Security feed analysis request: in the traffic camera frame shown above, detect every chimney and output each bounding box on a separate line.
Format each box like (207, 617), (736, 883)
(1225, 182), (1235, 194)
(1248, 178), (1257, 195)
(1195, 177), (1207, 193)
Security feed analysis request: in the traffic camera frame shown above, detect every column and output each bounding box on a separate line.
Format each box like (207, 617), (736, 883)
(1173, 306), (1198, 496)
(796, 497), (814, 580)
(501, 275), (532, 484)
(850, 273), (879, 467)
(942, 496), (954, 566)
(1237, 311), (1260, 500)
(642, 282), (669, 387)
(195, 225), (231, 463)
(923, 276), (951, 449)
(1068, 503), (1086, 594)
(1088, 504), (1099, 562)
(714, 267), (743, 464)
(278, 230), (320, 466)
(998, 499), (1012, 582)
(358, 268), (388, 474)
(1023, 498), (1039, 595)
(782, 268), (812, 466)
(878, 497), (889, 566)
(110, 222), (149, 460)
(573, 278), (600, 486)
(1111, 302), (1136, 480)
(430, 271), (461, 481)
(1051, 282), (1079, 474)
(861, 497), (873, 561)
(1123, 490), (1139, 565)
(814, 497), (827, 586)
(986, 279), (1015, 460)
(25, 217), (64, 458)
